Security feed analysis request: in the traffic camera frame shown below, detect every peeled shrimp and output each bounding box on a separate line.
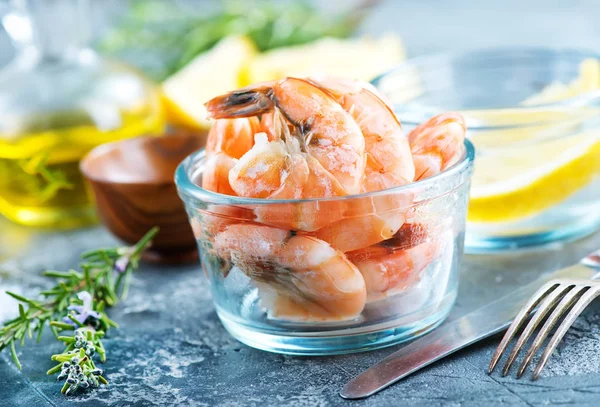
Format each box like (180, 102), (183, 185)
(191, 204), (258, 277)
(310, 191), (413, 253)
(202, 117), (261, 194)
(304, 76), (415, 251)
(346, 223), (436, 302)
(308, 76), (415, 191)
(206, 77), (366, 195)
(258, 111), (286, 142)
(191, 204), (257, 241)
(206, 117), (261, 159)
(216, 107), (347, 230)
(225, 132), (291, 199)
(408, 112), (467, 181)
(202, 152), (237, 195)
(231, 132), (347, 230)
(213, 224), (367, 321)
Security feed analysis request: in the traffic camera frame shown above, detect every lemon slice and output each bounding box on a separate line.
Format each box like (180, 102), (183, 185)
(521, 59), (600, 105)
(247, 34), (405, 83)
(162, 35), (257, 129)
(468, 58), (600, 223)
(468, 131), (600, 222)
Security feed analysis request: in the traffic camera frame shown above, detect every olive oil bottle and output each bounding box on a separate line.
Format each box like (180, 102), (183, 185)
(0, 0), (164, 228)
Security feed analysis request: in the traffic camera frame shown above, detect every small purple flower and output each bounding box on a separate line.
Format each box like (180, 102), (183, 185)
(114, 249), (133, 273)
(63, 291), (100, 327)
(114, 256), (129, 273)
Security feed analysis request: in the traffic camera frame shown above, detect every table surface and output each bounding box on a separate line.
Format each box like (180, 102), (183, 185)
(3, 1), (600, 406)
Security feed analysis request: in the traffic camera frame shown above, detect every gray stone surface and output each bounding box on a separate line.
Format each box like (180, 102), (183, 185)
(3, 1), (600, 406)
(2, 219), (600, 407)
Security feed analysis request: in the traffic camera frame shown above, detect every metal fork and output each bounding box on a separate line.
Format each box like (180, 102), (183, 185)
(489, 253), (600, 380)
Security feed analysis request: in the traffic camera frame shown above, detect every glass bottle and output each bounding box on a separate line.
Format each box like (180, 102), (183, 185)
(0, 0), (165, 228)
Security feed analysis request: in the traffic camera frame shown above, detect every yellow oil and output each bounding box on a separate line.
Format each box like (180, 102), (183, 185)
(0, 107), (164, 228)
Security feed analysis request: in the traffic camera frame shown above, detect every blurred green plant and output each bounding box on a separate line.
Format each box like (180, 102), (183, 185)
(0, 153), (73, 204)
(99, 0), (378, 81)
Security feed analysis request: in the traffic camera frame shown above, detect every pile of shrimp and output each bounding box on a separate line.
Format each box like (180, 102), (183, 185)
(197, 76), (466, 322)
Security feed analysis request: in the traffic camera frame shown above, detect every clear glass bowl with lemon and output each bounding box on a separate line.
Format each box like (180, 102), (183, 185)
(374, 47), (600, 252)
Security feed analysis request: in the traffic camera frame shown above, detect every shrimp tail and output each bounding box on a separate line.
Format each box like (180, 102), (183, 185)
(205, 87), (275, 119)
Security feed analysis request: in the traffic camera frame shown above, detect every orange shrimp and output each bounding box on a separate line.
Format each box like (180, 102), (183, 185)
(191, 204), (258, 277)
(257, 111), (285, 142)
(191, 204), (257, 241)
(310, 191), (413, 252)
(213, 224), (367, 321)
(346, 223), (436, 302)
(217, 108), (348, 230)
(202, 117), (261, 195)
(206, 117), (261, 159)
(346, 110), (465, 290)
(227, 130), (346, 198)
(225, 132), (291, 199)
(308, 76), (415, 191)
(202, 152), (237, 195)
(303, 76), (415, 251)
(408, 112), (467, 181)
(205, 77), (366, 195)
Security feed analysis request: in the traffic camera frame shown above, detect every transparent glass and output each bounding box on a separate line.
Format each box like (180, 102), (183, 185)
(373, 47), (600, 253)
(175, 143), (474, 355)
(0, 0), (164, 228)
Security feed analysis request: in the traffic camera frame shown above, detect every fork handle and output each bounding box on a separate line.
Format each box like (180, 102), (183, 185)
(581, 249), (600, 269)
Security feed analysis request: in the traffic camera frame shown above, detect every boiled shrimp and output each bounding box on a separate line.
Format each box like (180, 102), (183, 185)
(202, 117), (261, 194)
(308, 76), (415, 191)
(190, 204), (257, 241)
(350, 112), (466, 290)
(310, 191), (413, 252)
(221, 109), (348, 230)
(408, 112), (467, 181)
(258, 111), (287, 142)
(206, 77), (366, 195)
(346, 223), (436, 302)
(202, 152), (237, 195)
(304, 76), (415, 251)
(190, 204), (258, 277)
(213, 224), (367, 321)
(206, 117), (261, 159)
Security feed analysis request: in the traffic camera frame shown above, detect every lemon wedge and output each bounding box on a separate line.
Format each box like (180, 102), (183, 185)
(247, 34), (405, 83)
(162, 35), (257, 129)
(468, 58), (600, 223)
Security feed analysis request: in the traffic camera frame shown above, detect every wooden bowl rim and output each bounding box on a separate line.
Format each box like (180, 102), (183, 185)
(80, 134), (201, 187)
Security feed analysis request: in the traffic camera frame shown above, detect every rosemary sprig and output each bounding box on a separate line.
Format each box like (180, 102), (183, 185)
(0, 227), (159, 395)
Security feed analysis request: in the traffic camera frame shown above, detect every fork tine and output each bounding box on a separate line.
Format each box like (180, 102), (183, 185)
(488, 282), (558, 374)
(532, 286), (600, 380)
(500, 284), (572, 376)
(515, 285), (587, 378)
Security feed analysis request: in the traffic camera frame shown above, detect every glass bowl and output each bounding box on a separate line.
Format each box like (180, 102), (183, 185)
(175, 142), (474, 355)
(373, 47), (600, 253)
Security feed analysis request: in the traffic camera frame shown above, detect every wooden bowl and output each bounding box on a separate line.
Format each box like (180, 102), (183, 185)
(80, 132), (205, 264)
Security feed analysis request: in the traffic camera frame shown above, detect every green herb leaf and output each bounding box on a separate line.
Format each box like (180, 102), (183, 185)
(6, 291), (31, 303)
(9, 340), (21, 370)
